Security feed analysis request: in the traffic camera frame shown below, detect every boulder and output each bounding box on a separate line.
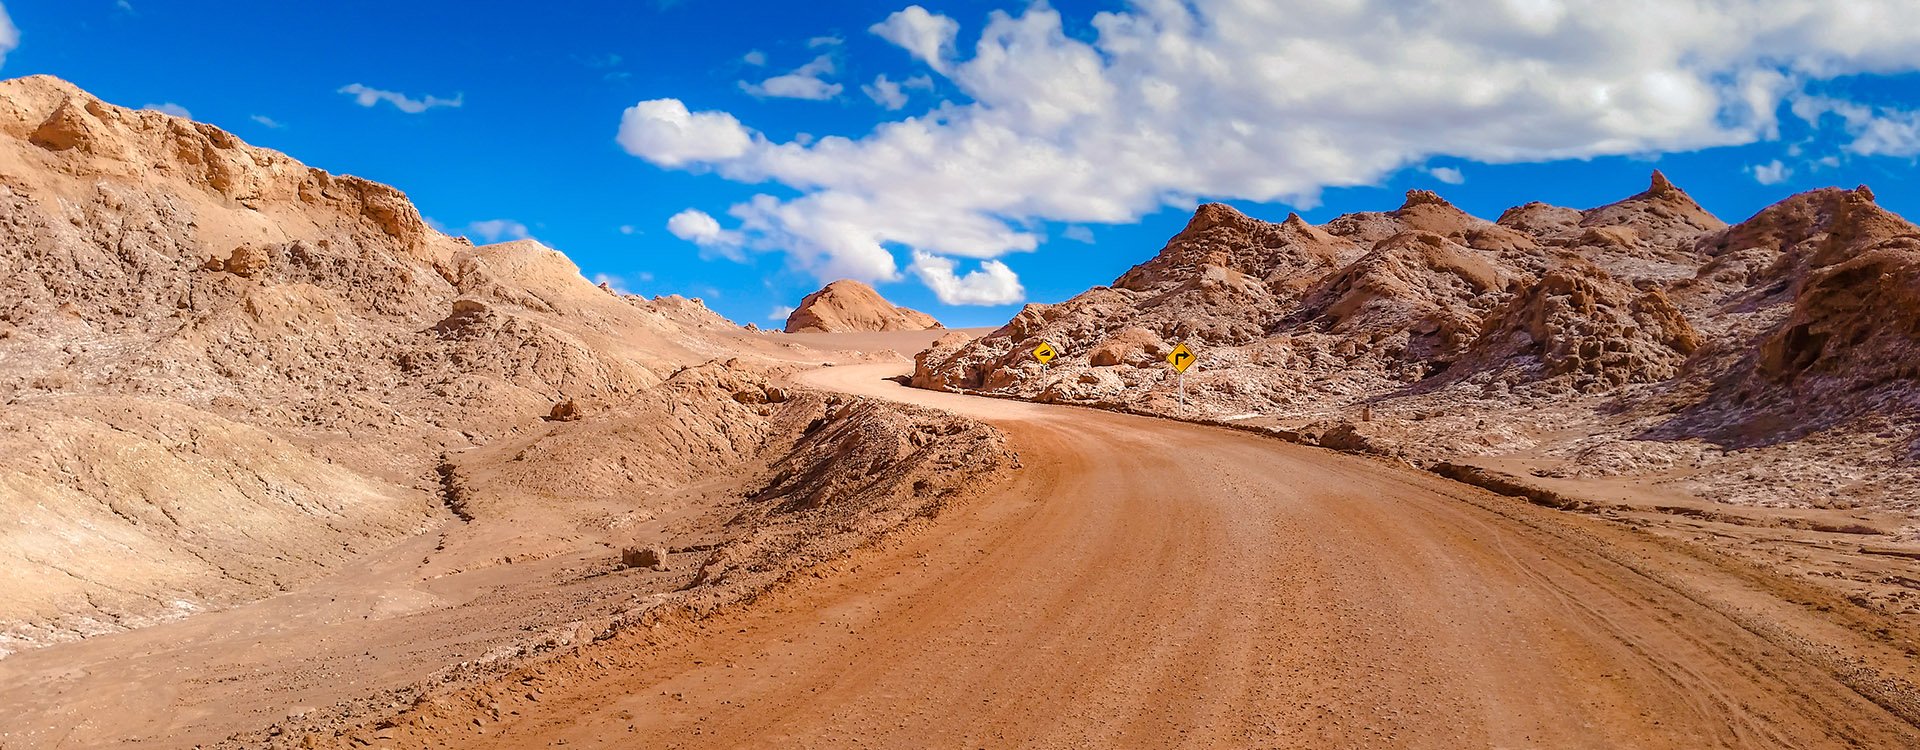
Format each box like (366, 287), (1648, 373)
(620, 546), (670, 571)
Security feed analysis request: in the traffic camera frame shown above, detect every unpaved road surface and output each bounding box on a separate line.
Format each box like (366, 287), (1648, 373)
(385, 362), (1920, 749)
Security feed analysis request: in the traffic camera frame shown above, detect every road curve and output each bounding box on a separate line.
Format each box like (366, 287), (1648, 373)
(434, 363), (1920, 749)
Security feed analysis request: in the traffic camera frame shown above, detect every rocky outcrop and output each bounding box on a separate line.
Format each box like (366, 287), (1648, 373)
(784, 279), (942, 333)
(1453, 260), (1699, 392)
(912, 173), (1920, 511)
(0, 76), (750, 651)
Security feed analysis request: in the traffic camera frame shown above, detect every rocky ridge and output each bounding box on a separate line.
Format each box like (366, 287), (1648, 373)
(0, 75), (1005, 659)
(914, 173), (1920, 516)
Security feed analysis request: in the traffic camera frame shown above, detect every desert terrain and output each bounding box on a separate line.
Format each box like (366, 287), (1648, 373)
(2, 72), (1920, 750)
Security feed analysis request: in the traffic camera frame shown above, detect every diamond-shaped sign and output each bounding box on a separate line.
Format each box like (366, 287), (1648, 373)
(1032, 342), (1059, 365)
(1167, 342), (1197, 373)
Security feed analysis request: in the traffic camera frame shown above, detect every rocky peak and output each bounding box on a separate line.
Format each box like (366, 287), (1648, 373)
(1647, 169), (1678, 198)
(1180, 202), (1259, 236)
(1401, 189), (1453, 210)
(1, 74), (446, 257)
(1576, 170), (1725, 252)
(784, 279), (942, 334)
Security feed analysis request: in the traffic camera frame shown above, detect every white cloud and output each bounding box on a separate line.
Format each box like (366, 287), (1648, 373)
(115, 0), (133, 11)
(666, 208), (745, 260)
(769, 304), (796, 322)
(250, 114), (285, 129)
(617, 99), (755, 167)
(862, 74), (910, 110)
(740, 55), (842, 100)
(141, 102), (191, 119)
(1750, 159), (1792, 185)
(1426, 166), (1466, 185)
(466, 219), (531, 243)
(1793, 95), (1920, 158)
(638, 1), (1920, 305)
(618, 224), (640, 235)
(909, 252), (1024, 306)
(338, 84), (461, 114)
(870, 5), (959, 73)
(807, 35), (843, 48)
(1063, 225), (1095, 243)
(742, 49), (767, 66)
(666, 208), (722, 243)
(0, 4), (16, 68)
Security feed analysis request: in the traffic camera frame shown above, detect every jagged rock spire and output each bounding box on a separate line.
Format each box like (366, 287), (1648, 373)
(1648, 169), (1679, 198)
(1401, 189), (1453, 210)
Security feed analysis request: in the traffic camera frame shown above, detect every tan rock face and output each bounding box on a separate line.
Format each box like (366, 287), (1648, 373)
(0, 75), (756, 651)
(784, 279), (942, 333)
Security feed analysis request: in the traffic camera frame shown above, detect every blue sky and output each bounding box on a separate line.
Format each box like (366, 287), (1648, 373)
(7, 1), (1920, 327)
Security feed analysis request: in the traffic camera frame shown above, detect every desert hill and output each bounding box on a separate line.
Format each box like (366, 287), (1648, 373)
(914, 172), (1920, 512)
(784, 278), (942, 333)
(0, 75), (1009, 668)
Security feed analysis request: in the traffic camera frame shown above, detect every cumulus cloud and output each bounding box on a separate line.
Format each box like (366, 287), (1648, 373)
(141, 102), (191, 119)
(617, 99), (755, 167)
(909, 252), (1024, 305)
(740, 55), (842, 100)
(466, 219), (532, 243)
(666, 208), (723, 243)
(742, 49), (767, 66)
(1750, 159), (1792, 185)
(1793, 95), (1920, 158)
(862, 74), (910, 110)
(666, 208), (747, 260)
(635, 1), (1920, 305)
(338, 84), (462, 114)
(1063, 225), (1096, 244)
(769, 304), (796, 322)
(870, 5), (958, 73)
(1426, 166), (1466, 185)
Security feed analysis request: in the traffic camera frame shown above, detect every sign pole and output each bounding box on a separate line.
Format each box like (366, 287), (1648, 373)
(1167, 341), (1195, 412)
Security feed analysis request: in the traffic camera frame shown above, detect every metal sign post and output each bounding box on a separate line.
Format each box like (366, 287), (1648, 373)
(1167, 342), (1196, 411)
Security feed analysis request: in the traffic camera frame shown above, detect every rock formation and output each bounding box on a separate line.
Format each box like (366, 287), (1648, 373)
(0, 75), (877, 654)
(784, 279), (942, 333)
(914, 174), (1920, 511)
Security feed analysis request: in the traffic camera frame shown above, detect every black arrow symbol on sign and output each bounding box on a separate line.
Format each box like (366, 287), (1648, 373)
(1176, 352), (1191, 364)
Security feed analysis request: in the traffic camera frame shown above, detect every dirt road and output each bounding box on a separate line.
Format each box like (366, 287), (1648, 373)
(376, 362), (1920, 749)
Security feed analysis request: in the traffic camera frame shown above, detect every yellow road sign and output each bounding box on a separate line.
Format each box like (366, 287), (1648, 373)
(1167, 342), (1197, 373)
(1032, 342), (1059, 365)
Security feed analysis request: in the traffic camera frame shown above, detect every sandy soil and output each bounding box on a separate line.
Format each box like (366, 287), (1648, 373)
(343, 352), (1920, 749)
(0, 331), (1010, 750)
(5, 331), (1918, 749)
